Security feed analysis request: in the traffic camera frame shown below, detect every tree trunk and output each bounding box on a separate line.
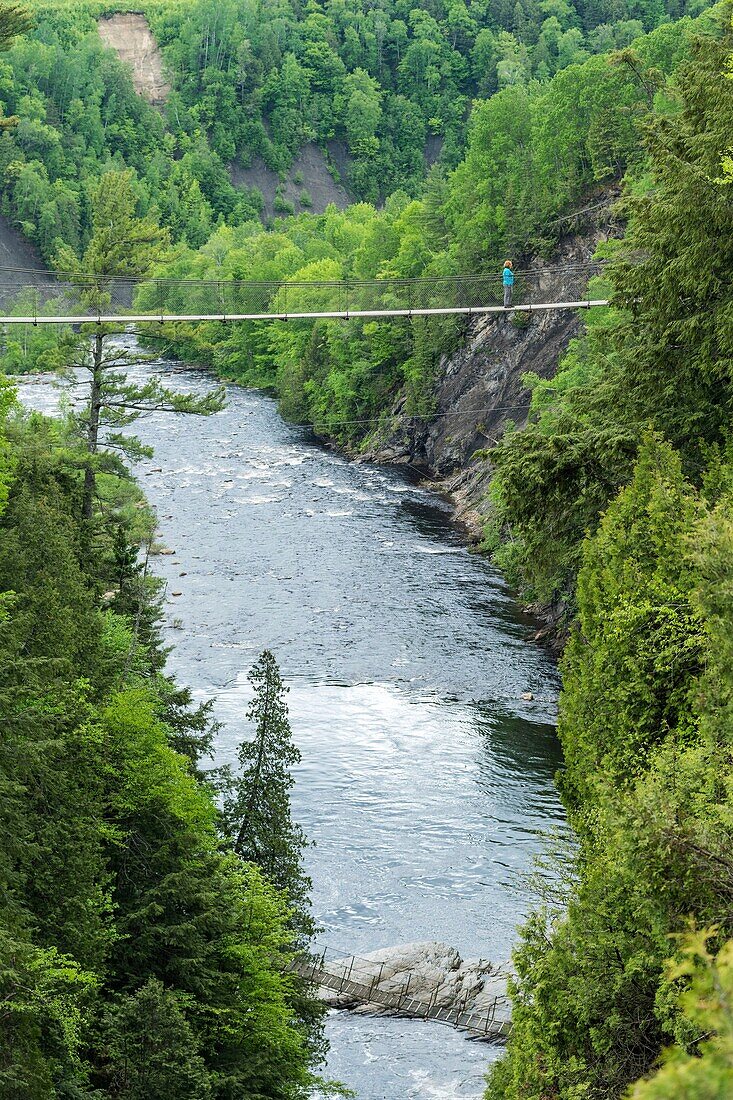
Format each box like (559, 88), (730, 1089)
(82, 330), (104, 521)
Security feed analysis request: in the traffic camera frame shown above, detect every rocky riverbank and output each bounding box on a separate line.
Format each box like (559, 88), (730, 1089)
(360, 192), (622, 539)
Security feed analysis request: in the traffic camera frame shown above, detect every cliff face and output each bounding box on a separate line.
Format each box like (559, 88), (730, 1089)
(366, 197), (619, 537)
(0, 213), (45, 271)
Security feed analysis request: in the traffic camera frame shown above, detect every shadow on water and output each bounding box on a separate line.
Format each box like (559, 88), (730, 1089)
(476, 708), (564, 782)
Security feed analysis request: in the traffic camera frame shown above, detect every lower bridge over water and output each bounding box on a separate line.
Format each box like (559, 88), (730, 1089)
(289, 944), (512, 1043)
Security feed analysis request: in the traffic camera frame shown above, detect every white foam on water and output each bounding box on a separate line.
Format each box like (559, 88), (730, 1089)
(406, 1068), (485, 1098)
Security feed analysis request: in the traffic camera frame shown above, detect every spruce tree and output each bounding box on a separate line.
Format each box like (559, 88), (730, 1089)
(225, 650), (315, 940)
(222, 652), (327, 1073)
(485, 28), (733, 1100)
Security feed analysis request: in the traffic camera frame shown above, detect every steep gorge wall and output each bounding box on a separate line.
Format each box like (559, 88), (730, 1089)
(366, 195), (620, 537)
(0, 213), (45, 272)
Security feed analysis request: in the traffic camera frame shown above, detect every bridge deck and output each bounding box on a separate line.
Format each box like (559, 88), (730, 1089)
(0, 260), (609, 324)
(0, 300), (608, 324)
(289, 956), (512, 1042)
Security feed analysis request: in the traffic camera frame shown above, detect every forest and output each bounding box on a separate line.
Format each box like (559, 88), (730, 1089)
(122, 8), (707, 445)
(0, 0), (710, 262)
(0, 20), (327, 1084)
(2, 0), (733, 1094)
(142, 0), (699, 201)
(483, 19), (733, 1099)
(0, 382), (328, 1091)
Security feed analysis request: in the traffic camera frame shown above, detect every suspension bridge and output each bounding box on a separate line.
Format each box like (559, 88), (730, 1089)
(0, 260), (608, 324)
(289, 943), (512, 1042)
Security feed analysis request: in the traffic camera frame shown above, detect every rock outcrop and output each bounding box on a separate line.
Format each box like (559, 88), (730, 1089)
(364, 193), (621, 537)
(316, 941), (511, 1025)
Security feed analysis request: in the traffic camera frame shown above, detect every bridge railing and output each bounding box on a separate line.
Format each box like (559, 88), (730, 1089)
(0, 261), (605, 322)
(289, 941), (512, 1041)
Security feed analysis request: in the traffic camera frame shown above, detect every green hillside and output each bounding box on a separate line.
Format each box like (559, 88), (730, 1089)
(142, 0), (705, 201)
(0, 0), (713, 263)
(145, 7), (718, 441)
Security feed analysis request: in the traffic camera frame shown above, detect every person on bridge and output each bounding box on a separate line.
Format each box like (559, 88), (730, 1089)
(502, 261), (514, 308)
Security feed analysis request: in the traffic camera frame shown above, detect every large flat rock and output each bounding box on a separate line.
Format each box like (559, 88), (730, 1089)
(317, 940), (511, 1024)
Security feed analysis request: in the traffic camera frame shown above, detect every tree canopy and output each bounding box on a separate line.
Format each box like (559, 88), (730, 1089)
(484, 21), (733, 1100)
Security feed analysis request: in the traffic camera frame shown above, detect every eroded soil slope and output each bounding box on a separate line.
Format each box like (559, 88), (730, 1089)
(0, 214), (45, 272)
(98, 14), (170, 105)
(230, 143), (352, 220)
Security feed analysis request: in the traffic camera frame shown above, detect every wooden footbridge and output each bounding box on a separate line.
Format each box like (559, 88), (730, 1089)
(288, 945), (512, 1043)
(0, 261), (608, 324)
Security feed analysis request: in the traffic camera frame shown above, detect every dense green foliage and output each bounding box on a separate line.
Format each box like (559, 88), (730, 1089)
(629, 929), (733, 1099)
(224, 651), (314, 940)
(484, 21), (733, 1100)
(487, 25), (733, 607)
(0, 0), (714, 272)
(0, 1), (262, 263)
(0, 0), (719, 457)
(487, 442), (733, 1098)
(142, 0), (706, 202)
(3, 0), (733, 1095)
(0, 399), (324, 1095)
(143, 10), (712, 443)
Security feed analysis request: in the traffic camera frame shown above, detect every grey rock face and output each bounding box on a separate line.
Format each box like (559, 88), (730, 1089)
(316, 940), (511, 1025)
(362, 194), (622, 537)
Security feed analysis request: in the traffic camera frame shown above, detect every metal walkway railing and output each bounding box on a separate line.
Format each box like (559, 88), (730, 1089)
(0, 262), (608, 325)
(289, 944), (512, 1042)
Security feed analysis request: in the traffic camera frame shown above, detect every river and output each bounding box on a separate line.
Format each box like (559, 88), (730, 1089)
(17, 344), (565, 1099)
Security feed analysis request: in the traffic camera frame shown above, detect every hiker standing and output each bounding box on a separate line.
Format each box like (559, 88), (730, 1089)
(502, 261), (514, 307)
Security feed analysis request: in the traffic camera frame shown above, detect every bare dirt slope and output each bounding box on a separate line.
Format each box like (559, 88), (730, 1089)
(0, 214), (55, 309)
(230, 143), (352, 220)
(0, 214), (45, 273)
(98, 14), (171, 105)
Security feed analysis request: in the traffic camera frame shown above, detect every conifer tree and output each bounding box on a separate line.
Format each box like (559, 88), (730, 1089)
(609, 30), (733, 459)
(0, 407), (322, 1097)
(0, 2), (28, 52)
(485, 31), (733, 1100)
(101, 980), (211, 1100)
(629, 930), (733, 1099)
(225, 650), (315, 940)
(222, 651), (327, 1073)
(55, 170), (225, 521)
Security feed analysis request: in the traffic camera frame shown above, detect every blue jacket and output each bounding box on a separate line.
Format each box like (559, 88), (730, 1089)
(503, 267), (515, 286)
